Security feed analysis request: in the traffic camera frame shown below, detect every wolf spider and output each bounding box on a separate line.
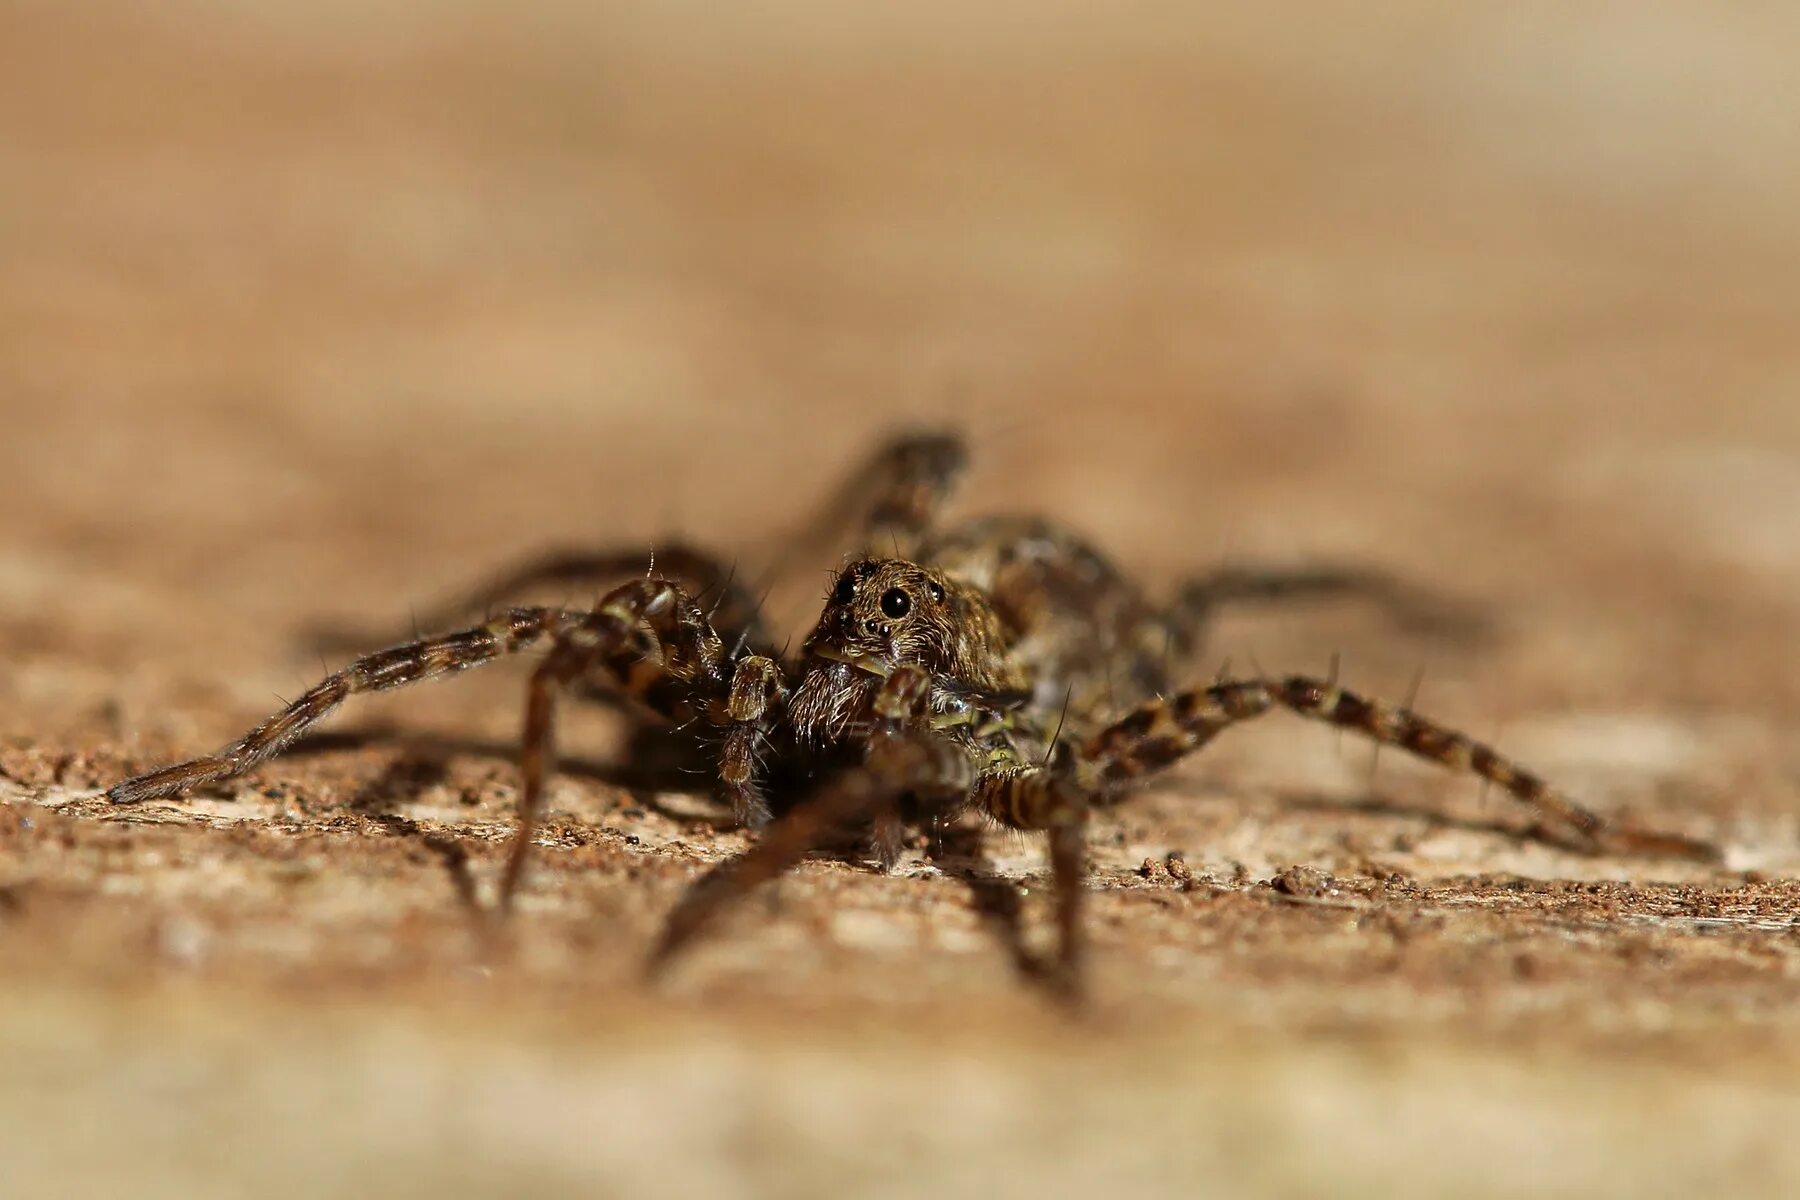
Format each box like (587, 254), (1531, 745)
(108, 432), (1713, 999)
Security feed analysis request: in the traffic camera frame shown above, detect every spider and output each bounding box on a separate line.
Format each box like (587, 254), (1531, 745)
(106, 432), (1714, 999)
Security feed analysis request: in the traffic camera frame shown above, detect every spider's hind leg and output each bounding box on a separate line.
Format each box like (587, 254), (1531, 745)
(855, 430), (968, 558)
(1160, 564), (1490, 664)
(305, 540), (775, 660)
(764, 431), (967, 580)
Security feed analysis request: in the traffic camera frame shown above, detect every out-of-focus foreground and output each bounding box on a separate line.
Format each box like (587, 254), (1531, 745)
(4, 2), (1800, 1196)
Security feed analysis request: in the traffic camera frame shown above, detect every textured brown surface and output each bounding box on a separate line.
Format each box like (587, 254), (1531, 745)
(5, 2), (1800, 1196)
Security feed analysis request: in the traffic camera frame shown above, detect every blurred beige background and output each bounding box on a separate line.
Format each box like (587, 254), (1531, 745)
(4, 2), (1800, 1196)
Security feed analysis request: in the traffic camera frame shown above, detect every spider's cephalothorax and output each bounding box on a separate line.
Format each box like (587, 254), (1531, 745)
(106, 432), (1716, 1000)
(790, 558), (1022, 748)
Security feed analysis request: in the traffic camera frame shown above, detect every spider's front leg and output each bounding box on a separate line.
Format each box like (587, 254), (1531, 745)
(645, 664), (973, 977)
(715, 653), (787, 828)
(475, 579), (785, 911)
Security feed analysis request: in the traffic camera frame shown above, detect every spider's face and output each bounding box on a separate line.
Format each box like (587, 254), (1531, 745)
(791, 557), (1019, 744)
(804, 559), (956, 676)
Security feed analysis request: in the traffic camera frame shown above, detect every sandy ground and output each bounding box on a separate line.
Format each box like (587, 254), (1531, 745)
(5, 2), (1800, 1196)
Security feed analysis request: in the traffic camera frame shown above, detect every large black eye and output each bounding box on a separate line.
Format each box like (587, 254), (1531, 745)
(880, 588), (911, 618)
(832, 575), (856, 604)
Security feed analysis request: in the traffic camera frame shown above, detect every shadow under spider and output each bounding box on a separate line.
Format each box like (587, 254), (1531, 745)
(1269, 787), (1605, 855)
(344, 751), (481, 913)
(283, 722), (733, 829)
(926, 820), (1059, 989)
(645, 806), (1062, 994)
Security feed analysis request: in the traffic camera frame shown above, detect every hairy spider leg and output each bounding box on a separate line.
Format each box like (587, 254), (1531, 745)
(108, 605), (593, 806)
(760, 431), (969, 595)
(109, 580), (791, 907)
(1066, 675), (1723, 862)
(856, 431), (969, 559)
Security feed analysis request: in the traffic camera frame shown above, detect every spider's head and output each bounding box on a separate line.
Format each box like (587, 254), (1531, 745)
(804, 559), (956, 677)
(791, 558), (1019, 745)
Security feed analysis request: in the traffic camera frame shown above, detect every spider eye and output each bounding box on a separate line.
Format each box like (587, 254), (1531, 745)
(926, 580), (945, 602)
(880, 588), (911, 618)
(832, 575), (856, 604)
